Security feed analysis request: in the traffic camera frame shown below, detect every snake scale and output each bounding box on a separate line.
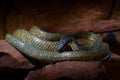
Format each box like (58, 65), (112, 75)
(5, 26), (111, 63)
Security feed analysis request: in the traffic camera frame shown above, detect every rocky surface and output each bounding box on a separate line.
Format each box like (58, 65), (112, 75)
(6, 0), (112, 34)
(0, 40), (120, 80)
(0, 40), (34, 80)
(25, 62), (106, 80)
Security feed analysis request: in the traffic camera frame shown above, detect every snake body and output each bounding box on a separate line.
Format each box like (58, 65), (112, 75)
(30, 26), (103, 49)
(5, 26), (111, 63)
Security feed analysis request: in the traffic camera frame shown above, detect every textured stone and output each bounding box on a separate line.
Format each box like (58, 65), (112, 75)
(0, 52), (30, 80)
(25, 61), (107, 80)
(0, 40), (34, 69)
(109, 53), (120, 61)
(0, 40), (119, 80)
(6, 0), (112, 34)
(0, 40), (35, 80)
(53, 19), (120, 33)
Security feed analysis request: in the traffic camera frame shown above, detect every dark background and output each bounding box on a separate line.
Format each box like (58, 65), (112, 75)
(0, 0), (120, 39)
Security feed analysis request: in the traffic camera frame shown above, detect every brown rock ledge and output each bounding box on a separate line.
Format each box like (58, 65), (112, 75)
(0, 40), (120, 80)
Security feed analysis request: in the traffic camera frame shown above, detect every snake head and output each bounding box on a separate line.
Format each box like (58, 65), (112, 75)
(57, 36), (73, 53)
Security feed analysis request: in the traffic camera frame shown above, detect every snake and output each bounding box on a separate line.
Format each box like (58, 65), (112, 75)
(29, 26), (103, 49)
(5, 26), (111, 63)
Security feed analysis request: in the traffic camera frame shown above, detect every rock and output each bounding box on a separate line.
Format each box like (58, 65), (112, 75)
(54, 19), (120, 33)
(109, 53), (120, 61)
(0, 40), (34, 80)
(0, 38), (120, 80)
(0, 40), (34, 69)
(25, 61), (107, 80)
(6, 0), (112, 34)
(0, 53), (30, 80)
(103, 62), (120, 80)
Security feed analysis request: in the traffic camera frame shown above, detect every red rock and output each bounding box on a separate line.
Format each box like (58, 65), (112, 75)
(0, 52), (30, 80)
(54, 19), (120, 33)
(0, 40), (34, 69)
(109, 53), (120, 61)
(25, 61), (106, 80)
(0, 40), (34, 80)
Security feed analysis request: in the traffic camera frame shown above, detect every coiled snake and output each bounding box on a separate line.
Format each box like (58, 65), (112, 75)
(5, 26), (111, 63)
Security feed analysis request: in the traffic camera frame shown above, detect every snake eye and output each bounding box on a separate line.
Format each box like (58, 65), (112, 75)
(57, 40), (66, 53)
(57, 36), (73, 53)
